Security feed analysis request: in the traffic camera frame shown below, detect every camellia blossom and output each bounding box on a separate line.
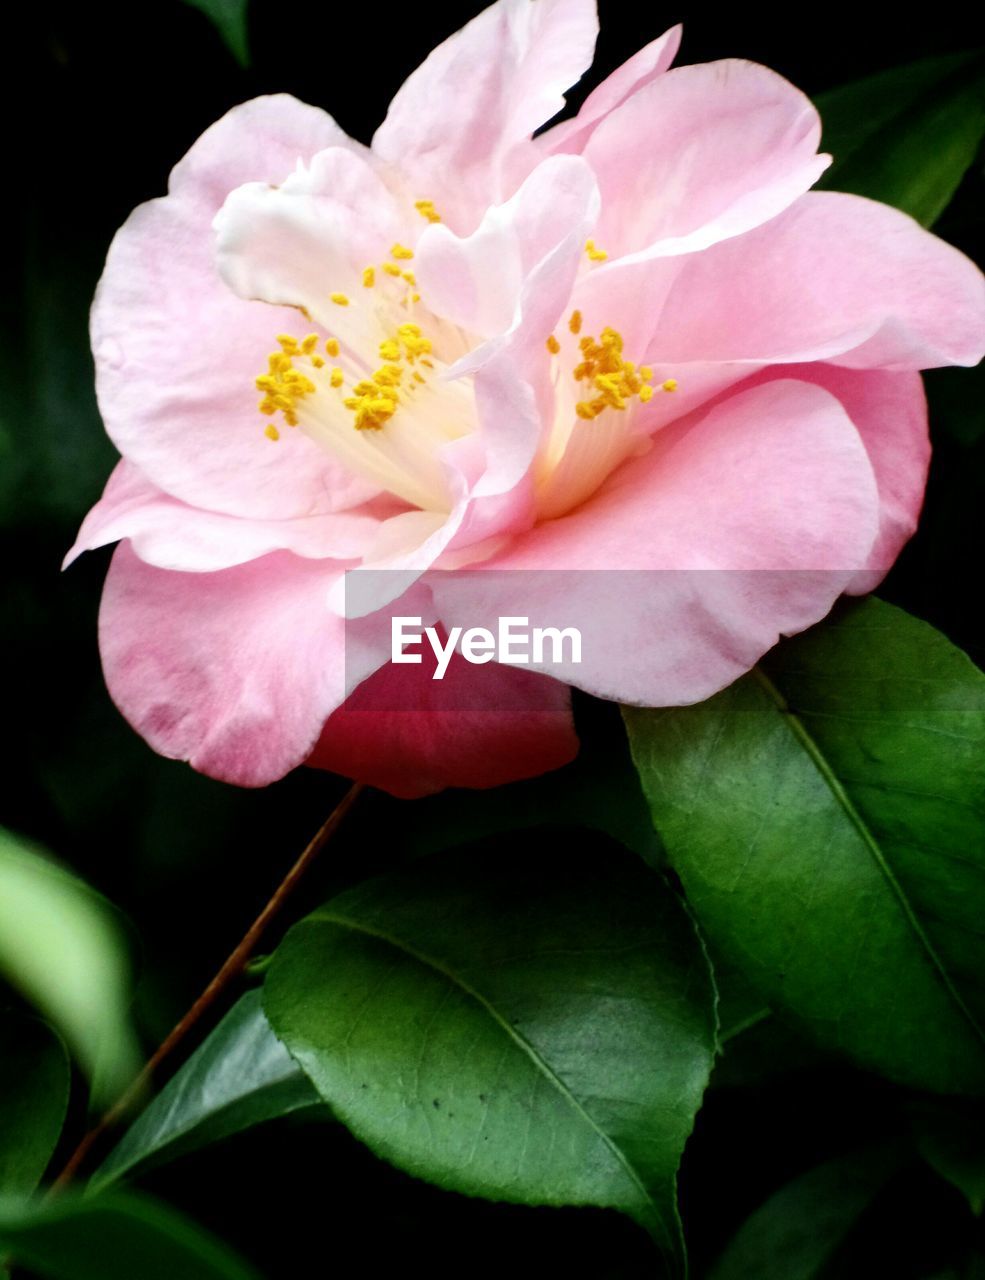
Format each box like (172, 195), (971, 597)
(69, 0), (985, 798)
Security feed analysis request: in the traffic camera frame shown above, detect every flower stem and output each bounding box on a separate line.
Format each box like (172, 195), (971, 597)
(49, 781), (365, 1192)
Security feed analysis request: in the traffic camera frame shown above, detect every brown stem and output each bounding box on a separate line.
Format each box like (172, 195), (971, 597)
(50, 782), (365, 1193)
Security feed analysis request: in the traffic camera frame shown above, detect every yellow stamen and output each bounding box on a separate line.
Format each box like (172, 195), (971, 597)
(330, 292), (350, 306)
(382, 262), (402, 277)
(363, 266), (375, 288)
(546, 334), (561, 355)
(325, 338), (340, 357)
(401, 270), (416, 286)
(569, 310), (582, 335)
(414, 198), (442, 223)
(330, 367), (344, 388)
(390, 243), (414, 260)
(264, 423), (280, 441)
(662, 379), (678, 393)
(585, 239), (608, 262)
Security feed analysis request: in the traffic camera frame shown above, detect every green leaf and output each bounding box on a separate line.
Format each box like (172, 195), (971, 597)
(363, 698), (662, 867)
(624, 597), (985, 1094)
(0, 828), (140, 1105)
(909, 1098), (985, 1215)
(0, 1012), (70, 1194)
(708, 1146), (901, 1280)
(264, 838), (717, 1272)
(816, 50), (985, 226)
(0, 1191), (261, 1280)
(182, 0), (250, 67)
(94, 990), (324, 1189)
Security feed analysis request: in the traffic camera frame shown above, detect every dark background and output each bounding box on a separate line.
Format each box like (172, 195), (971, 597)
(3, 2), (985, 1274)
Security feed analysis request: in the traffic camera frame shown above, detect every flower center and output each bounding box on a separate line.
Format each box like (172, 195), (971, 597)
(252, 219), (677, 519)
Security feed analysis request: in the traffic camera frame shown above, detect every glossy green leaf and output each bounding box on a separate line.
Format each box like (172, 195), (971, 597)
(94, 990), (324, 1189)
(182, 0), (250, 67)
(909, 1098), (985, 1215)
(708, 1146), (901, 1280)
(264, 839), (717, 1272)
(0, 1012), (70, 1194)
(624, 598), (985, 1094)
(0, 828), (140, 1105)
(0, 1191), (261, 1280)
(816, 50), (985, 225)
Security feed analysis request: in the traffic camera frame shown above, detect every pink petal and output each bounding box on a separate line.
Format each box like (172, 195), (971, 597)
(583, 59), (829, 260)
(750, 365), (930, 594)
(307, 647), (578, 798)
(214, 146), (407, 332)
(539, 25), (682, 157)
(649, 192), (985, 369)
(372, 0), (599, 231)
(92, 96), (376, 520)
(65, 461), (386, 572)
(416, 154), (598, 339)
(99, 543), (350, 786)
(431, 380), (879, 706)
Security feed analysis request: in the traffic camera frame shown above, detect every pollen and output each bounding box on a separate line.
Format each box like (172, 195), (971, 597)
(569, 310), (582, 335)
(568, 324), (668, 422)
(330, 292), (350, 306)
(363, 266), (375, 288)
(325, 338), (340, 357)
(264, 423), (280, 441)
(390, 243), (414, 260)
(414, 199), (442, 223)
(330, 367), (344, 388)
(382, 262), (403, 277)
(255, 342), (317, 429)
(585, 239), (608, 262)
(546, 334), (561, 355)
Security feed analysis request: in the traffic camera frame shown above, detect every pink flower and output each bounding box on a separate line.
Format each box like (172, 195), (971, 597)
(69, 0), (985, 798)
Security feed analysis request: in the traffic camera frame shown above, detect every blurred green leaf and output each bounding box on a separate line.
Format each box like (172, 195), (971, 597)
(909, 1098), (985, 1215)
(0, 1012), (70, 1194)
(624, 598), (985, 1094)
(816, 50), (985, 226)
(182, 0), (251, 67)
(264, 838), (717, 1273)
(95, 990), (324, 1189)
(0, 1191), (261, 1280)
(708, 1146), (901, 1280)
(0, 828), (140, 1105)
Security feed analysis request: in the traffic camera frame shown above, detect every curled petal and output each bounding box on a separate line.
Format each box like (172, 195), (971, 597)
(373, 0), (599, 230)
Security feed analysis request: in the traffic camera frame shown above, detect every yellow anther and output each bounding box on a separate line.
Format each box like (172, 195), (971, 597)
(330, 292), (350, 306)
(569, 310), (582, 335)
(412, 292), (421, 302)
(546, 334), (561, 355)
(413, 371), (425, 384)
(383, 262), (403, 277)
(379, 339), (401, 361)
(311, 355), (325, 368)
(585, 239), (608, 262)
(300, 334), (319, 355)
(401, 270), (416, 286)
(276, 334), (299, 354)
(662, 379), (678, 393)
(390, 243), (414, 260)
(566, 322), (664, 423)
(325, 338), (340, 357)
(576, 401), (600, 420)
(255, 340), (319, 432)
(414, 199), (442, 223)
(330, 368), (344, 388)
(363, 266), (376, 288)
(640, 365), (653, 381)
(639, 384), (654, 403)
(264, 423), (281, 441)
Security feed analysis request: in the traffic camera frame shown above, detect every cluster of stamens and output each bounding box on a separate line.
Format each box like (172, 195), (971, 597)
(255, 205), (676, 445)
(546, 310), (677, 421)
